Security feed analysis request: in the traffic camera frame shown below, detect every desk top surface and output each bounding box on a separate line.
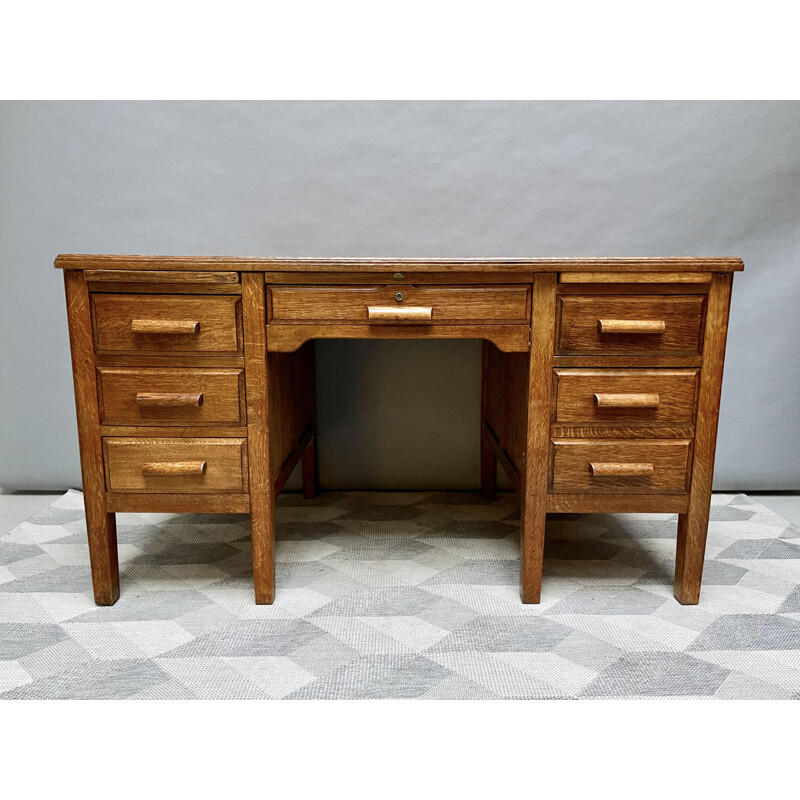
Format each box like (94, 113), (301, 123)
(55, 255), (744, 273)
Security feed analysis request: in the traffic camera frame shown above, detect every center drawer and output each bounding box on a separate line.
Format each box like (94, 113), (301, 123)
(267, 285), (531, 324)
(103, 437), (248, 493)
(97, 368), (245, 426)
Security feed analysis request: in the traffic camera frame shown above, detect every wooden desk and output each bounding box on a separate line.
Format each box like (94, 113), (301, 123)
(56, 255), (743, 606)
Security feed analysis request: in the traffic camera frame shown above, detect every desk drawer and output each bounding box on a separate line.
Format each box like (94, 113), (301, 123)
(92, 294), (241, 354)
(550, 439), (691, 493)
(554, 369), (698, 424)
(268, 285), (530, 324)
(103, 437), (248, 493)
(557, 295), (705, 355)
(97, 368), (245, 426)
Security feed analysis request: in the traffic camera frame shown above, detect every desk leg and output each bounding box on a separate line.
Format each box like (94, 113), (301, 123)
(64, 270), (119, 605)
(480, 342), (497, 498)
(242, 273), (275, 604)
(520, 273), (557, 603)
(675, 273), (732, 604)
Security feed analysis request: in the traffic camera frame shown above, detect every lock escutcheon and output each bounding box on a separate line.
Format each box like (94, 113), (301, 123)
(395, 292), (404, 302)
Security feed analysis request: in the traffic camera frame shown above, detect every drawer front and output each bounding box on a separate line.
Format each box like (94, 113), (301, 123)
(268, 285), (531, 324)
(92, 294), (241, 354)
(551, 439), (691, 493)
(557, 295), (705, 355)
(554, 369), (698, 424)
(98, 368), (245, 426)
(104, 437), (248, 493)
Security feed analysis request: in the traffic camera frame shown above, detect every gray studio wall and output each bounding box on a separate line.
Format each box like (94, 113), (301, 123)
(1, 101), (798, 492)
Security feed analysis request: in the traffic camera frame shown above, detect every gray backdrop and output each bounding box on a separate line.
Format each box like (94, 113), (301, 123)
(1, 101), (798, 491)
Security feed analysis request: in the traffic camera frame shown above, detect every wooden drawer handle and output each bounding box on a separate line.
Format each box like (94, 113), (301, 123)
(141, 461), (207, 476)
(131, 319), (200, 335)
(598, 319), (666, 334)
(135, 392), (204, 407)
(594, 392), (660, 409)
(590, 462), (654, 477)
(368, 306), (433, 322)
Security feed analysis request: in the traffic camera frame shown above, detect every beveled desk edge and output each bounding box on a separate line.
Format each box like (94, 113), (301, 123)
(55, 254), (745, 273)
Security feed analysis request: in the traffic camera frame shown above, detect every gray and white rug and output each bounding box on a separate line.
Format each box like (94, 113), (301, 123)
(1, 490), (799, 699)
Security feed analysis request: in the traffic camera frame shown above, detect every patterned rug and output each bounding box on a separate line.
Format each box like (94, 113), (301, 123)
(1, 490), (799, 699)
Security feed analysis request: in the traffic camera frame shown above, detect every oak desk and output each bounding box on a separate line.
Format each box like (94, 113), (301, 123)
(56, 255), (743, 606)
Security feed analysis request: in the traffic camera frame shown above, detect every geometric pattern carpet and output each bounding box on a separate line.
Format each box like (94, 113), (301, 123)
(1, 489), (799, 700)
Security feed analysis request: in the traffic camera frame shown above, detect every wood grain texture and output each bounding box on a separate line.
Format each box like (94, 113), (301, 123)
(675, 272), (734, 604)
(88, 281), (242, 295)
(97, 367), (244, 426)
(96, 354), (245, 369)
(106, 493), (250, 513)
(482, 422), (521, 493)
(550, 423), (695, 440)
(103, 437), (247, 493)
(274, 424), (313, 496)
(590, 462), (654, 477)
(551, 438), (691, 493)
(264, 271), (537, 285)
(266, 323), (530, 353)
(559, 272), (711, 284)
(136, 392), (204, 407)
(63, 270), (119, 605)
(301, 341), (319, 500)
(557, 295), (706, 355)
(100, 425), (247, 437)
(593, 393), (660, 408)
(93, 294), (242, 355)
(480, 341), (498, 498)
(367, 306), (433, 322)
(547, 493), (689, 514)
(553, 355), (703, 369)
(141, 461), (207, 476)
(481, 345), (529, 488)
(598, 319), (666, 334)
(130, 319), (200, 335)
(553, 369), (698, 425)
(56, 254), (744, 272)
(242, 273), (275, 604)
(86, 270), (239, 284)
(521, 272), (558, 603)
(558, 283), (711, 296)
(268, 284), (530, 323)
(268, 342), (315, 485)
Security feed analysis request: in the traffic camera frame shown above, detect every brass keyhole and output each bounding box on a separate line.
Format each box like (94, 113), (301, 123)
(395, 292), (404, 302)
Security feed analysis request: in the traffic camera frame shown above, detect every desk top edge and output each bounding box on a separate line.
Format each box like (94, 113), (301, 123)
(54, 254), (745, 272)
